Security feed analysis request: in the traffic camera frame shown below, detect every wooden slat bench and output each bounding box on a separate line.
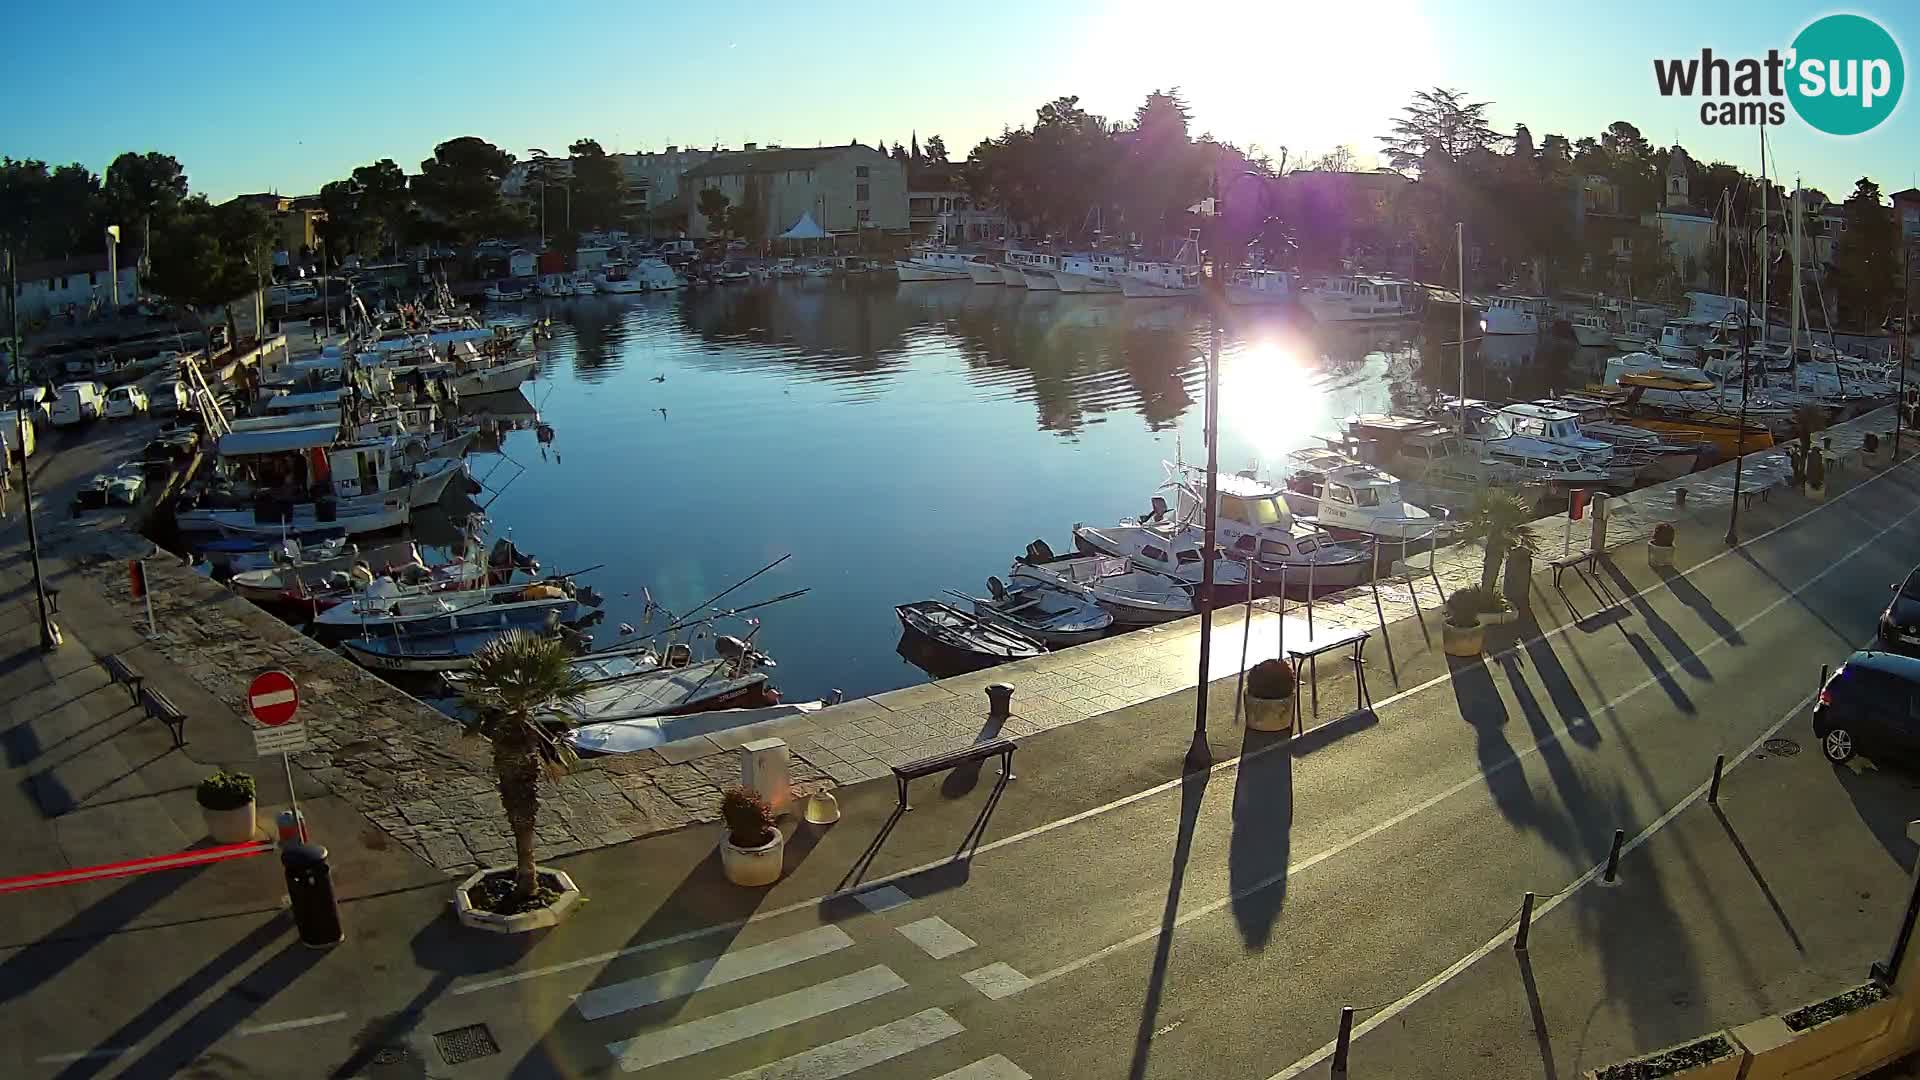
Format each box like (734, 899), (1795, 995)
(892, 738), (1015, 810)
(101, 654), (143, 704)
(138, 686), (187, 748)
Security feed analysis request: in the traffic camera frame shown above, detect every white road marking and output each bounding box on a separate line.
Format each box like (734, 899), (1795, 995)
(854, 885), (912, 913)
(35, 1048), (128, 1064)
(897, 917), (976, 959)
(250, 689), (296, 709)
(238, 1011), (349, 1036)
(962, 963), (1033, 1000)
(451, 456), (1918, 1000)
(575, 926), (853, 1020)
(1012, 498), (1920, 994)
(719, 1007), (963, 1080)
(606, 965), (906, 1073)
(1265, 689), (1819, 1080)
(934, 1055), (1035, 1080)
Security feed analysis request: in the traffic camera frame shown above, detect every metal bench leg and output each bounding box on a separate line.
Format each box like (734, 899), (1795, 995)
(896, 774), (912, 811)
(999, 748), (1016, 783)
(1352, 648), (1372, 714)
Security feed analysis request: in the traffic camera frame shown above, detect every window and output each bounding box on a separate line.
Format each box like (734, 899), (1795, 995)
(1142, 545), (1168, 562)
(1328, 486), (1355, 505)
(1353, 487), (1380, 507)
(857, 207), (870, 222)
(856, 183), (870, 202)
(1176, 550), (1201, 565)
(1259, 540), (1292, 558)
(856, 165), (869, 178)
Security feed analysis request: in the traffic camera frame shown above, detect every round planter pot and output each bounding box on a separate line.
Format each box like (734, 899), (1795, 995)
(1480, 607), (1519, 627)
(721, 827), (787, 887)
(1243, 690), (1294, 733)
(453, 866), (584, 934)
(201, 800), (257, 843)
(1647, 541), (1675, 568)
(1808, 483), (1828, 503)
(1442, 620), (1485, 657)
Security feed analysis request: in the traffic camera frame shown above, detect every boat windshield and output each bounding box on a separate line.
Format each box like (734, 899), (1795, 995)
(1221, 494), (1285, 525)
(1352, 486), (1381, 508)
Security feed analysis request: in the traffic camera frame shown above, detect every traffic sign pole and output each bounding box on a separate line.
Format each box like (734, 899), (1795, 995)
(248, 669), (305, 843)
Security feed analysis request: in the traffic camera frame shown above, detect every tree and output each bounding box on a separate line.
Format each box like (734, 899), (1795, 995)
(1539, 134), (1572, 169)
(1307, 145), (1357, 173)
(413, 136), (516, 242)
(103, 152), (188, 262)
(567, 138), (627, 233)
(1461, 490), (1538, 598)
(1626, 223), (1673, 296)
(456, 631), (588, 904)
(1511, 124), (1535, 161)
(890, 142), (909, 163)
(146, 196), (272, 351)
(1377, 88), (1504, 173)
(1832, 177), (1899, 327)
(349, 159), (411, 257)
(923, 134), (949, 165)
(697, 187), (732, 237)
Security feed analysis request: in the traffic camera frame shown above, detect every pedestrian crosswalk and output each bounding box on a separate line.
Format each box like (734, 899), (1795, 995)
(565, 902), (1030, 1078)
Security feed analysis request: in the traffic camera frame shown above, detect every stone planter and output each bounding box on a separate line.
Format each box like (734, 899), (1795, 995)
(1480, 606), (1519, 627)
(1583, 1031), (1746, 1079)
(1731, 982), (1902, 1080)
(1442, 620), (1485, 657)
(721, 827), (786, 887)
(453, 866), (584, 933)
(1243, 688), (1294, 733)
(1647, 541), (1675, 568)
(201, 800), (257, 844)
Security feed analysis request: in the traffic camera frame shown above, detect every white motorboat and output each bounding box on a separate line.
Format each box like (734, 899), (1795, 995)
(1446, 402), (1616, 488)
(966, 261), (1007, 285)
(596, 261), (649, 293)
(1071, 522), (1254, 588)
(537, 274), (575, 298)
(1225, 269), (1298, 307)
(177, 420), (465, 537)
(1568, 312), (1613, 347)
(895, 245), (986, 282)
(449, 357), (537, 396)
(484, 281), (528, 302)
(542, 655), (775, 726)
(1160, 463), (1374, 588)
(1653, 320), (1708, 361)
(1280, 449), (1448, 542)
(999, 249), (1059, 288)
(1483, 295), (1544, 335)
(1010, 540), (1194, 626)
(1497, 402), (1646, 486)
(947, 577), (1113, 648)
(1119, 231), (1202, 299)
(313, 577), (582, 634)
(569, 701), (827, 755)
(1053, 254), (1127, 294)
(1300, 275), (1416, 322)
(569, 272), (597, 295)
(1527, 396), (1700, 481)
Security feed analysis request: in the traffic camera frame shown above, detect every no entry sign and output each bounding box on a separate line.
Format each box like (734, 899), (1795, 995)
(248, 669), (300, 727)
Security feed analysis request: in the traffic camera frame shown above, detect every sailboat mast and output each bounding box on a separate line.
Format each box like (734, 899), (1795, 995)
(1456, 221), (1466, 435)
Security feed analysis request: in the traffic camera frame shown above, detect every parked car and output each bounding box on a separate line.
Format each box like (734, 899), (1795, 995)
(1812, 650), (1920, 764)
(8, 384), (51, 423)
(104, 384), (149, 419)
(49, 382), (106, 427)
(151, 380), (190, 415)
(1878, 572), (1920, 656)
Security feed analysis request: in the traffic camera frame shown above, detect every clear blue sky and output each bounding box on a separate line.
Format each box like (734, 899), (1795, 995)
(5, 0), (1916, 203)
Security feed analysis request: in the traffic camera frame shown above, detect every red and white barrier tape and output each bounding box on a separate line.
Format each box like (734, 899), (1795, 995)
(0, 840), (276, 895)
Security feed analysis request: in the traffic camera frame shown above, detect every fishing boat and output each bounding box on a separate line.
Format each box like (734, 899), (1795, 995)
(1160, 463), (1374, 588)
(313, 578), (583, 637)
(541, 648), (778, 726)
(1069, 522), (1255, 589)
(999, 249), (1059, 288)
(1527, 396), (1703, 482)
(947, 577), (1113, 648)
(895, 600), (1045, 669)
(568, 700), (828, 755)
(1009, 540), (1194, 626)
(340, 620), (584, 674)
(1280, 449), (1449, 542)
(483, 281), (529, 302)
(1568, 311), (1613, 347)
(1224, 268), (1298, 307)
(1300, 275), (1416, 322)
(448, 356), (537, 396)
(1052, 253), (1128, 294)
(966, 260), (1007, 285)
(1119, 230), (1202, 299)
(1483, 295), (1545, 335)
(230, 539), (428, 605)
(1496, 402), (1649, 486)
(895, 245), (987, 282)
(537, 274), (575, 298)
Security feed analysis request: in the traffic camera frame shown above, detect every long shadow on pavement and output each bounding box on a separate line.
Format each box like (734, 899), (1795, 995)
(1621, 630), (1697, 714)
(1228, 727), (1295, 951)
(1600, 560), (1711, 681)
(1450, 657), (1536, 828)
(1659, 567), (1746, 647)
(1126, 737), (1212, 1080)
(0, 862), (211, 1007)
(1516, 610), (1600, 749)
(1830, 757), (1920, 869)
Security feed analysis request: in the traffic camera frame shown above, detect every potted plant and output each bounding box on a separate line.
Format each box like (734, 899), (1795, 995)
(1243, 658), (1296, 733)
(1481, 588), (1519, 626)
(1501, 540), (1534, 612)
(197, 769), (257, 843)
(452, 630), (590, 932)
(1648, 522), (1676, 568)
(1587, 1031), (1746, 1079)
(720, 786), (785, 886)
(1443, 585), (1487, 656)
(1807, 450), (1828, 501)
(1863, 431), (1881, 465)
(1462, 490), (1537, 605)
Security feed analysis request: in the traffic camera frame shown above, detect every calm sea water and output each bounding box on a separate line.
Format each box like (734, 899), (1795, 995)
(468, 281), (1608, 702)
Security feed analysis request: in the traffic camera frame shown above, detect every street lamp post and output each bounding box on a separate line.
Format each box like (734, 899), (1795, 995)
(1899, 241), (1912, 463)
(5, 251), (61, 651)
(105, 225), (121, 309)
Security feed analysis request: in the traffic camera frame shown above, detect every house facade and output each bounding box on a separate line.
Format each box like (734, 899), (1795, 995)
(10, 251), (141, 321)
(906, 163), (1009, 242)
(680, 143), (907, 241)
(615, 147), (713, 233)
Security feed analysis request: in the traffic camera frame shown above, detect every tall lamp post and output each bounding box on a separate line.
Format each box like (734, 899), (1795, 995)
(105, 225), (121, 309)
(1190, 205), (1224, 763)
(5, 251), (61, 651)
(1898, 239), (1913, 463)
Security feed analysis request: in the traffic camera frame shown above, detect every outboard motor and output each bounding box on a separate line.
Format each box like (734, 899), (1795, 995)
(1145, 496), (1170, 523)
(1024, 539), (1055, 563)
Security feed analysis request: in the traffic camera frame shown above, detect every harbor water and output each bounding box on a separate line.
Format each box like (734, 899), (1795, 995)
(468, 281), (1612, 702)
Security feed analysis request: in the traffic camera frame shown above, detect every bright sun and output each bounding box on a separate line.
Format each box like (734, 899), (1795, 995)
(1219, 340), (1327, 464)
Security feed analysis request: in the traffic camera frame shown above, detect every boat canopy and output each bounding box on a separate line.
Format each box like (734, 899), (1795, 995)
(265, 388), (348, 412)
(217, 418), (340, 456)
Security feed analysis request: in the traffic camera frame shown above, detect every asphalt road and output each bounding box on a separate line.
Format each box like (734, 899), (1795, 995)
(8, 446), (1920, 1080)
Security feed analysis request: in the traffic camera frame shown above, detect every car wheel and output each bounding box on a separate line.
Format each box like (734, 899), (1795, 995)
(1822, 727), (1857, 763)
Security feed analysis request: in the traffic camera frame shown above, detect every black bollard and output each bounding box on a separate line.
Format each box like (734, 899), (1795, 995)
(1515, 891), (1535, 952)
(986, 682), (1014, 719)
(1330, 1005), (1355, 1079)
(282, 842), (343, 947)
(1602, 829), (1625, 884)
(1708, 754), (1726, 804)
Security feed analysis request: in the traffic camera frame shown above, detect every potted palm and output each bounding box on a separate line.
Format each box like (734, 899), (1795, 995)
(720, 786), (785, 886)
(197, 769), (257, 843)
(1462, 490), (1536, 610)
(1863, 432), (1881, 466)
(1807, 450), (1828, 501)
(1243, 658), (1297, 733)
(1443, 585), (1487, 656)
(1648, 522), (1676, 568)
(452, 630), (589, 933)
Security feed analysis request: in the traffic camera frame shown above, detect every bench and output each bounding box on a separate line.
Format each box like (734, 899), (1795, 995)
(138, 686), (187, 748)
(101, 654), (143, 704)
(1550, 550), (1620, 606)
(892, 738), (1015, 810)
(1284, 627), (1372, 728)
(1549, 551), (1594, 588)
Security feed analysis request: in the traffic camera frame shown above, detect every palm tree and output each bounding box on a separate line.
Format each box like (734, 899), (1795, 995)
(456, 631), (588, 901)
(1460, 490), (1539, 596)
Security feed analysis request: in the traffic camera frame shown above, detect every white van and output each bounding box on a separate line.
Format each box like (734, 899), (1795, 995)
(50, 382), (105, 427)
(2, 410), (37, 459)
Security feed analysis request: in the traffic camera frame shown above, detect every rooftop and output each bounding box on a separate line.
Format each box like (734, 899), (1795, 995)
(683, 145), (867, 180)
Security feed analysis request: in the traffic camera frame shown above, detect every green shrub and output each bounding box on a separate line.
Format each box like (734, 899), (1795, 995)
(1446, 585), (1487, 627)
(721, 786), (777, 848)
(1652, 523), (1675, 546)
(196, 769), (255, 811)
(1246, 659), (1296, 699)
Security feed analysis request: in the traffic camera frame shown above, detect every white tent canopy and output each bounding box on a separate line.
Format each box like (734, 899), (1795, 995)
(779, 212), (828, 240)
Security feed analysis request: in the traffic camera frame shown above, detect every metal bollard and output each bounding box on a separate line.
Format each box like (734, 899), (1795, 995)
(1602, 829), (1625, 884)
(986, 682), (1014, 718)
(282, 842), (343, 947)
(1820, 663), (1829, 692)
(1515, 891), (1535, 952)
(1330, 1005), (1355, 1079)
(1708, 755), (1725, 805)
(276, 808), (309, 846)
(1674, 487), (1687, 508)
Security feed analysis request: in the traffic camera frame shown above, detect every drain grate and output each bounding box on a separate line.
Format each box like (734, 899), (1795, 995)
(1763, 737), (1801, 757)
(435, 1023), (500, 1065)
(369, 1046), (413, 1066)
